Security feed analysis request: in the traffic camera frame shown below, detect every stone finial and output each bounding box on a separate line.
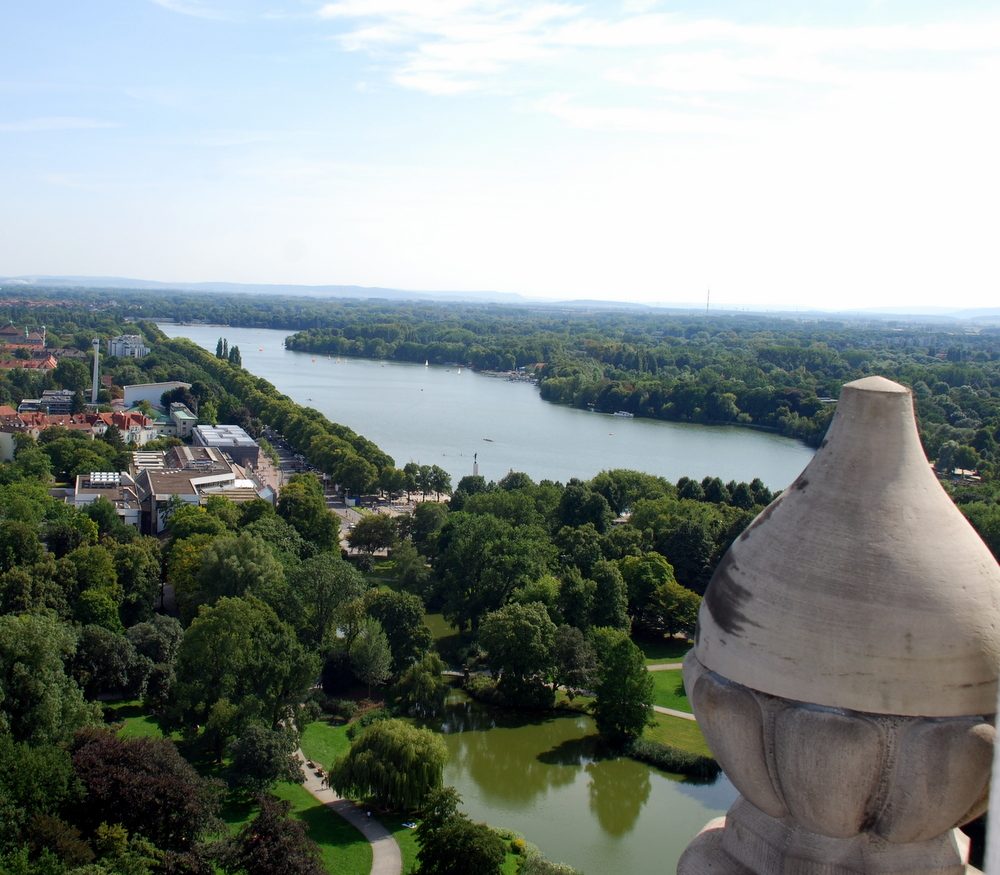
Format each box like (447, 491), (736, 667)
(679, 376), (1000, 874)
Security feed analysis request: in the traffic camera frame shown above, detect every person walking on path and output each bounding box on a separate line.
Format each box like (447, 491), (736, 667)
(295, 749), (402, 875)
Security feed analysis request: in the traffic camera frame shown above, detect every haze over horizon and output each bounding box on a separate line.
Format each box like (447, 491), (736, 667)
(2, 1), (997, 312)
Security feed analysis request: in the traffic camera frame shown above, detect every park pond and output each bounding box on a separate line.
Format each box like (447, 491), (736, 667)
(426, 697), (736, 874)
(158, 323), (815, 490)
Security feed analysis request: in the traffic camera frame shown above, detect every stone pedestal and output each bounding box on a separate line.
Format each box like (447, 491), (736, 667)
(677, 378), (1000, 874)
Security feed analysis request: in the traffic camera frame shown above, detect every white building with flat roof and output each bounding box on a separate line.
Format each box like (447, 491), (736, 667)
(192, 423), (260, 467)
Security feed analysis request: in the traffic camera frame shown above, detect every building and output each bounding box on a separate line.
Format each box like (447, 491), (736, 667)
(0, 355), (57, 372)
(165, 403), (198, 438)
(107, 334), (150, 358)
(18, 389), (77, 415)
(123, 381), (191, 411)
(192, 423), (260, 467)
(88, 410), (159, 446)
(132, 445), (270, 533)
(72, 471), (141, 528)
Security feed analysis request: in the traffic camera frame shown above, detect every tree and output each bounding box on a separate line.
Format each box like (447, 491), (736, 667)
(479, 602), (556, 708)
(330, 718), (446, 811)
(287, 553), (367, 647)
(348, 513), (397, 556)
(228, 345), (242, 367)
(428, 465), (452, 499)
(394, 652), (449, 718)
(552, 625), (597, 698)
(435, 513), (556, 631)
(349, 617), (392, 694)
(415, 787), (505, 875)
(224, 795), (324, 875)
(557, 483), (613, 533)
(127, 614), (183, 665)
(229, 723), (303, 795)
(186, 532), (287, 622)
(216, 337), (225, 359)
(72, 624), (147, 699)
(71, 728), (222, 852)
(590, 633), (653, 745)
(171, 596), (319, 730)
(619, 552), (676, 629)
(589, 560), (630, 631)
(410, 501), (449, 555)
(113, 538), (163, 626)
(277, 474), (339, 552)
(364, 589), (433, 673)
(645, 580), (701, 638)
(0, 613), (101, 744)
(53, 358), (91, 392)
(0, 519), (44, 573)
(0, 734), (80, 849)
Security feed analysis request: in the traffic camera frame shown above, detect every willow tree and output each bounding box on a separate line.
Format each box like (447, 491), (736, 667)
(330, 718), (446, 811)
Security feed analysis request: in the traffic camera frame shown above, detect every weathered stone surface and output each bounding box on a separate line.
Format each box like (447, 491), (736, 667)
(687, 653), (786, 818)
(772, 706), (883, 838)
(712, 797), (973, 875)
(878, 719), (994, 843)
(694, 376), (1000, 717)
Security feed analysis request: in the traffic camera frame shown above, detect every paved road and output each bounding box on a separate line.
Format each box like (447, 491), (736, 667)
(296, 750), (403, 875)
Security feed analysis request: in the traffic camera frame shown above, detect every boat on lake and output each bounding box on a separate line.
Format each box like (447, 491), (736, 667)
(613, 410), (635, 418)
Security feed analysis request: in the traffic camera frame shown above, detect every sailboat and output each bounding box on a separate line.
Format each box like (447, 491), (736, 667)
(424, 359), (429, 367)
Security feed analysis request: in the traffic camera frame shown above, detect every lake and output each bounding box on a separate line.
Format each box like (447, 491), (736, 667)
(432, 697), (737, 874)
(158, 323), (815, 489)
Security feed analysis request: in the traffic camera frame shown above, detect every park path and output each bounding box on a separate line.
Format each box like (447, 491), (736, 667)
(295, 749), (403, 875)
(646, 662), (684, 671)
(653, 705), (696, 721)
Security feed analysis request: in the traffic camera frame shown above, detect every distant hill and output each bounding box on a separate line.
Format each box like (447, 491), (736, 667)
(2, 275), (997, 324)
(0, 275), (525, 305)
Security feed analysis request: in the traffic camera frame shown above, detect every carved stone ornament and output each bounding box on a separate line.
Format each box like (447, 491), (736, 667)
(678, 377), (1000, 874)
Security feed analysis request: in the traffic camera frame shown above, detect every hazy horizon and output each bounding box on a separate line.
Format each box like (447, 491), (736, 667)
(2, 2), (997, 312)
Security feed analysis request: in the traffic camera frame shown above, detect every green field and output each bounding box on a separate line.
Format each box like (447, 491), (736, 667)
(650, 669), (692, 712)
(300, 719), (352, 770)
(637, 637), (693, 664)
(643, 713), (712, 757)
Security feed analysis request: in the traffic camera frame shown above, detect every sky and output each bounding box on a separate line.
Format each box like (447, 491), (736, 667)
(1, 1), (998, 310)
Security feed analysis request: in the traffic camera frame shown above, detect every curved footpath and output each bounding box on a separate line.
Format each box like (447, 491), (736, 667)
(295, 749), (403, 875)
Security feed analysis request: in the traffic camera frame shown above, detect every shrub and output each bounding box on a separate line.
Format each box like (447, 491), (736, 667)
(346, 706), (392, 740)
(626, 738), (720, 780)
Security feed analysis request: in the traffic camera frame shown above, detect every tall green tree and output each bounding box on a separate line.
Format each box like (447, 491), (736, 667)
(171, 596), (319, 730)
(0, 613), (101, 744)
(479, 602), (556, 708)
(349, 617), (392, 694)
(277, 474), (339, 552)
(590, 632), (653, 745)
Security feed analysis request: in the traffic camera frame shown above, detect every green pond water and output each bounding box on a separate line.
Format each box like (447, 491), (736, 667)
(428, 699), (737, 874)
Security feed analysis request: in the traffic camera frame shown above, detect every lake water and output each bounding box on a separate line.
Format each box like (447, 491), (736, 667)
(432, 698), (737, 874)
(158, 323), (815, 489)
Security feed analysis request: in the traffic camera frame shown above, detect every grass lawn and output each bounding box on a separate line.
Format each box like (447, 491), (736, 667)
(382, 814), (421, 874)
(643, 713), (712, 757)
(650, 670), (692, 713)
(636, 636), (693, 664)
(104, 700), (178, 741)
(300, 719), (352, 771)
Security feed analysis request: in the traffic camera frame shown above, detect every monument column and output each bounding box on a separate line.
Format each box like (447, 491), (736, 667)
(679, 376), (1000, 874)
